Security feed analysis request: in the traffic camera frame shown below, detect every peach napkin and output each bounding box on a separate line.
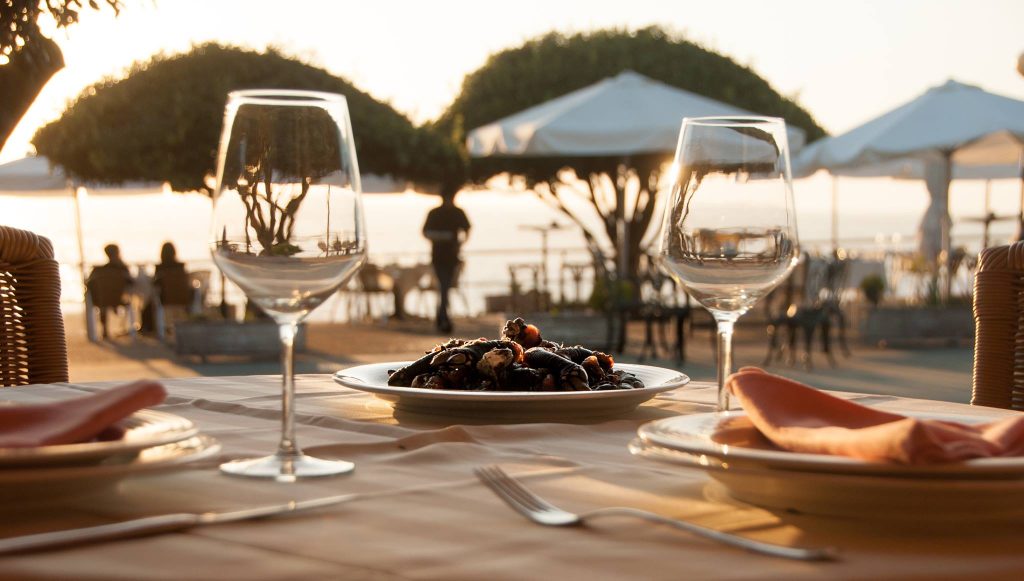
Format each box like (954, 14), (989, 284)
(725, 367), (1024, 464)
(0, 381), (167, 448)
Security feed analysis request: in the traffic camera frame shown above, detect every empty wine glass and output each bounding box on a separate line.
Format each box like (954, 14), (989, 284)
(658, 117), (799, 411)
(211, 89), (366, 480)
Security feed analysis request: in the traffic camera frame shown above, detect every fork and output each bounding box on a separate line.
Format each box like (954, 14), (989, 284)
(474, 465), (836, 561)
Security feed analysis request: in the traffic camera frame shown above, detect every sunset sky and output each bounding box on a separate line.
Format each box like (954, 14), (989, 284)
(3, 0), (1022, 163)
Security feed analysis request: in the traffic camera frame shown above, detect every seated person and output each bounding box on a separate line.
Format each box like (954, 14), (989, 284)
(86, 244), (134, 339)
(142, 242), (194, 334)
(153, 242), (192, 305)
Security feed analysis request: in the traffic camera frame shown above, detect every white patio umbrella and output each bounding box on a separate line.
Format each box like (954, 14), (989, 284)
(467, 70), (807, 283)
(793, 153), (1022, 252)
(467, 70), (806, 157)
(794, 80), (1024, 261)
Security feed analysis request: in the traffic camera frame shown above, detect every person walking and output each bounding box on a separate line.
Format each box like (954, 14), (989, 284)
(422, 184), (470, 334)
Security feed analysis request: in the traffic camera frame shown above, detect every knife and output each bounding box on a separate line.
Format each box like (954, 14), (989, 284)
(0, 492), (358, 556)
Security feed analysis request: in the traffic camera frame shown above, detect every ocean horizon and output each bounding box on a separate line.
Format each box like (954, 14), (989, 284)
(2, 174), (1021, 319)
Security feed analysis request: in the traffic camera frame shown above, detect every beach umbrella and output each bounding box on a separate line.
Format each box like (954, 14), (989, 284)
(793, 153), (1021, 252)
(466, 70), (807, 283)
(794, 80), (1024, 261)
(467, 70), (806, 157)
(0, 156), (70, 191)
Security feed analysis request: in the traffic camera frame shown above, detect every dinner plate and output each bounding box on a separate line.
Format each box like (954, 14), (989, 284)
(333, 362), (689, 420)
(0, 409), (199, 468)
(0, 435), (221, 504)
(629, 439), (1024, 522)
(638, 410), (1024, 478)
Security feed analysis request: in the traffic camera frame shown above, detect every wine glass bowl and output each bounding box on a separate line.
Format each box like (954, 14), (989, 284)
(658, 117), (799, 411)
(210, 89), (366, 480)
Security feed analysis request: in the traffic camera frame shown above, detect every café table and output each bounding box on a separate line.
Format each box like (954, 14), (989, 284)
(2, 375), (1024, 579)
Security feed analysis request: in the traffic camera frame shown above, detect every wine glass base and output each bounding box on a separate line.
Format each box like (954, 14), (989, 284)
(220, 453), (354, 483)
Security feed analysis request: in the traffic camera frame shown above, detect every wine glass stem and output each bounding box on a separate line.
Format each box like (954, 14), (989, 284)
(278, 321), (300, 459)
(714, 315), (738, 412)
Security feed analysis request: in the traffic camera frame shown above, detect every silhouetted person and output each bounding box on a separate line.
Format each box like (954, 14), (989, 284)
(86, 244), (133, 339)
(422, 185), (470, 333)
(153, 242), (186, 293)
(142, 242), (192, 333)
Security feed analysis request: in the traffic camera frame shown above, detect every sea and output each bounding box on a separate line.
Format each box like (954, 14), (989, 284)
(1, 173), (1021, 321)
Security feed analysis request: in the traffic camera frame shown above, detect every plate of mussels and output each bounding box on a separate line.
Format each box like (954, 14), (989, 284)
(333, 318), (690, 419)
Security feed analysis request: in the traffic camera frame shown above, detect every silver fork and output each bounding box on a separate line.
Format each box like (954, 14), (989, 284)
(474, 465), (836, 561)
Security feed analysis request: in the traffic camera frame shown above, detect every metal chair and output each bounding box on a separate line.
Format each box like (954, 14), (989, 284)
(971, 240), (1024, 409)
(0, 225), (68, 386)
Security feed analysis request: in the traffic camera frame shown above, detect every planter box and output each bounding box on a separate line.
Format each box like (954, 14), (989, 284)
(174, 321), (306, 361)
(860, 306), (973, 348)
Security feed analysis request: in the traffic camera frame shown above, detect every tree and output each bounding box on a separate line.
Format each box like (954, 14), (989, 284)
(33, 43), (464, 193)
(436, 27), (825, 285)
(0, 0), (121, 150)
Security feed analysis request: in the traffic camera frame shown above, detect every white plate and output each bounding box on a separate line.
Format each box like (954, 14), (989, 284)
(0, 409), (199, 468)
(629, 439), (1024, 522)
(638, 410), (1024, 478)
(333, 362), (689, 420)
(0, 435), (220, 503)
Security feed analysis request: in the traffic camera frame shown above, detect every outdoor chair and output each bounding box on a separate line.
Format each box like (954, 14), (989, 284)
(818, 254), (853, 364)
(387, 262), (432, 320)
(153, 266), (197, 340)
(86, 265), (135, 340)
(0, 225), (68, 386)
(348, 263), (395, 322)
(636, 272), (691, 364)
(971, 240), (1024, 410)
(763, 252), (828, 369)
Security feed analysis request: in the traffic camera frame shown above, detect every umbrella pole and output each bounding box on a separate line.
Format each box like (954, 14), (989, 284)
(72, 185), (86, 284)
(831, 176), (839, 252)
(940, 152), (953, 304)
(72, 185), (97, 342)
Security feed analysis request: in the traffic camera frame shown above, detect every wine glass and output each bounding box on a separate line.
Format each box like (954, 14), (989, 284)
(211, 89), (366, 481)
(657, 117), (799, 411)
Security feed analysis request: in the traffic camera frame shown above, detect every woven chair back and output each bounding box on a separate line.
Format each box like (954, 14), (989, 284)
(0, 225), (69, 386)
(972, 241), (1024, 409)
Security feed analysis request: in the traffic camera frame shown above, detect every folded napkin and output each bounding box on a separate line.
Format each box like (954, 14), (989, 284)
(0, 381), (167, 448)
(725, 367), (1024, 464)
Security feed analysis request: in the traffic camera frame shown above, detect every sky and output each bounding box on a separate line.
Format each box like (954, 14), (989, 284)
(3, 0), (1024, 229)
(3, 0), (1023, 164)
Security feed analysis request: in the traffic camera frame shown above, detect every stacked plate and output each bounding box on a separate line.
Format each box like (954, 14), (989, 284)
(632, 410), (1024, 522)
(0, 409), (219, 502)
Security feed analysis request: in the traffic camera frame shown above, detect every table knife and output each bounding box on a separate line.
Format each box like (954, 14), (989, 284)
(0, 492), (358, 556)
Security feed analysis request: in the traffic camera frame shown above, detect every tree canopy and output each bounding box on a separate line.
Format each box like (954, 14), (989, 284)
(438, 27), (825, 147)
(33, 43), (463, 192)
(435, 27), (825, 283)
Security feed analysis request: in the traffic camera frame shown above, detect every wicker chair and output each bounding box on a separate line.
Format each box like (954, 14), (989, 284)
(972, 240), (1024, 409)
(0, 225), (68, 386)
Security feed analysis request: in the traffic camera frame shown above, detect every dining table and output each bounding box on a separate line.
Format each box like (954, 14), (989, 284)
(3, 373), (1024, 580)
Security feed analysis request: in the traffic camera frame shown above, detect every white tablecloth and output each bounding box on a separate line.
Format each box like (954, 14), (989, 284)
(1, 375), (1022, 580)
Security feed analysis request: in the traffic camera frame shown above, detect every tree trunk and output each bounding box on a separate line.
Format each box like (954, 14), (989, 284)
(0, 36), (64, 150)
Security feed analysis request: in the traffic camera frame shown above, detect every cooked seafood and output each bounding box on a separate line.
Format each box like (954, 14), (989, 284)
(387, 318), (644, 392)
